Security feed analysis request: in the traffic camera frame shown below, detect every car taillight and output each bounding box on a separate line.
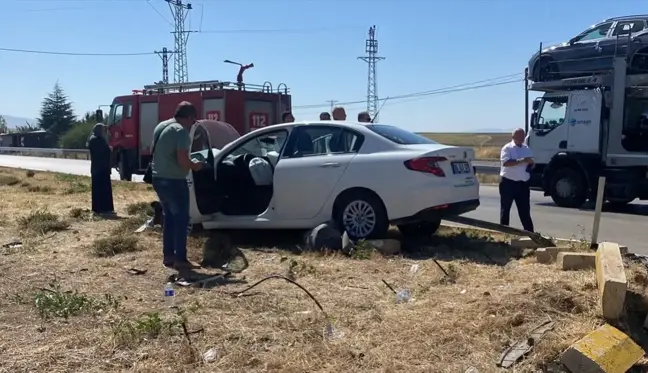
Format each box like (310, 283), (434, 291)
(404, 156), (447, 176)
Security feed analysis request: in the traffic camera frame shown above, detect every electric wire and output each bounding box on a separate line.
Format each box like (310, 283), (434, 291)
(0, 47), (155, 56)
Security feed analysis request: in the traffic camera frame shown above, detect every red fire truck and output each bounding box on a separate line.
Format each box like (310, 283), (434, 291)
(96, 79), (291, 181)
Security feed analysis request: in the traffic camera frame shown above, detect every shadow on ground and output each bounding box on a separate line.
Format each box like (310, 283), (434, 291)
(396, 230), (526, 266)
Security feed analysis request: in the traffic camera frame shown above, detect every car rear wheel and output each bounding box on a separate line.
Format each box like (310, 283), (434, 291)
(397, 219), (441, 238)
(334, 190), (388, 240)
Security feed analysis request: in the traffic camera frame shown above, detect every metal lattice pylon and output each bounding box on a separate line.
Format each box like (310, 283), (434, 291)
(358, 26), (385, 121)
(165, 0), (192, 83)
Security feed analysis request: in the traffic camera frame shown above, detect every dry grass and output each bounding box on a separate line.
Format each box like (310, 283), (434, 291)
(421, 132), (507, 160)
(0, 166), (647, 372)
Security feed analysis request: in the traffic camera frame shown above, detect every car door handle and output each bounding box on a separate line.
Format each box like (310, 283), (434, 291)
(319, 162), (340, 168)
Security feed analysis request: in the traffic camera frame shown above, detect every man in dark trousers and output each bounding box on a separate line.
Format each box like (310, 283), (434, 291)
(151, 101), (206, 270)
(86, 123), (115, 215)
(499, 128), (534, 232)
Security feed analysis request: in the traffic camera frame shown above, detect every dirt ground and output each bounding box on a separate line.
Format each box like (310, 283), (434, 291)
(1, 166), (647, 373)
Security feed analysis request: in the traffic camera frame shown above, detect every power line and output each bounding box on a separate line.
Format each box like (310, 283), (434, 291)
(147, 0), (173, 26)
(293, 73), (523, 110)
(0, 47), (155, 56)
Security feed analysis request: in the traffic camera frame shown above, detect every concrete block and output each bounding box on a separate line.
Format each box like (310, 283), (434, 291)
(509, 237), (543, 249)
(557, 252), (596, 270)
(599, 241), (628, 255)
(366, 239), (401, 256)
(536, 247), (568, 264)
(561, 324), (644, 373)
(596, 242), (627, 320)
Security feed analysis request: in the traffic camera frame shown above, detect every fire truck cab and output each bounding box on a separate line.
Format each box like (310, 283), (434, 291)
(98, 80), (291, 181)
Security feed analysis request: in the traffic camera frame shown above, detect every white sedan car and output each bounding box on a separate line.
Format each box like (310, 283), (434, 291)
(186, 121), (480, 240)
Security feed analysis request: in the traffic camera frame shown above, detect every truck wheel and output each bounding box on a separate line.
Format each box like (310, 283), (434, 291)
(550, 168), (587, 208)
(119, 157), (132, 181)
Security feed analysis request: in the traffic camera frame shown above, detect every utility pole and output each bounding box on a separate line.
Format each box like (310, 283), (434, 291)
(165, 0), (193, 84)
(327, 100), (338, 112)
(357, 26), (385, 121)
(154, 47), (175, 84)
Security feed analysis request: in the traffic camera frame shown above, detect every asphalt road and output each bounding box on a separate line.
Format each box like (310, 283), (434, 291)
(0, 155), (646, 254)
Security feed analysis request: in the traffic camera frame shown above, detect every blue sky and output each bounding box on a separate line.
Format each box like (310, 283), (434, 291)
(1, 0), (645, 132)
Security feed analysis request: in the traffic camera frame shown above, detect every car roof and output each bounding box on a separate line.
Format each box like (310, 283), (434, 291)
(604, 15), (648, 22)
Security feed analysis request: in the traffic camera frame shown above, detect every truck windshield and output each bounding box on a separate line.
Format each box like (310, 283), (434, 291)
(537, 96), (568, 131)
(365, 124), (437, 145)
(107, 103), (124, 126)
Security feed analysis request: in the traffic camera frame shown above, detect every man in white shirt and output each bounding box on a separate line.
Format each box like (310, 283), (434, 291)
(499, 128), (535, 232)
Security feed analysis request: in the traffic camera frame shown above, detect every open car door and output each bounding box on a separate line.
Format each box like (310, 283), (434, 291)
(187, 123), (218, 223)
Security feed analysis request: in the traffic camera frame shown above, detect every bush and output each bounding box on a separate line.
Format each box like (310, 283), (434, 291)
(18, 210), (69, 233)
(59, 121), (94, 150)
(91, 235), (140, 257)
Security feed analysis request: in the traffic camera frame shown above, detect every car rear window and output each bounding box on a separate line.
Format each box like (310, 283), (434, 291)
(365, 124), (437, 145)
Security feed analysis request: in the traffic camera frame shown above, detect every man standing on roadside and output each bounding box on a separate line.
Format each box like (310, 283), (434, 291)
(152, 101), (206, 270)
(332, 107), (347, 120)
(281, 111), (295, 123)
(319, 112), (331, 120)
(357, 111), (371, 123)
(499, 128), (535, 232)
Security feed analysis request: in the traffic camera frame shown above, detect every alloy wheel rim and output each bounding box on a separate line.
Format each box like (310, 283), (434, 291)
(342, 200), (377, 238)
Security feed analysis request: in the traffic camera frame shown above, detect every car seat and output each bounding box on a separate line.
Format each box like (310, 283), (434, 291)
(293, 132), (314, 157)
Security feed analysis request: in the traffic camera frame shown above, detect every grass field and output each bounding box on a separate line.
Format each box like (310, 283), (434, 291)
(420, 132), (511, 160)
(2, 166), (647, 372)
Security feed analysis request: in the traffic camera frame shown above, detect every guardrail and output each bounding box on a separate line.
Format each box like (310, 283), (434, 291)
(0, 146), (503, 174)
(0, 147), (90, 160)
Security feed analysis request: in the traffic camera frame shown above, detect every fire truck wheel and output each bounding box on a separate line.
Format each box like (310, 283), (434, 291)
(550, 167), (587, 208)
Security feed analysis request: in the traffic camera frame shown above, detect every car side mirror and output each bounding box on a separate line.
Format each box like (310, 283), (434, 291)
(532, 99), (541, 111)
(95, 109), (104, 123)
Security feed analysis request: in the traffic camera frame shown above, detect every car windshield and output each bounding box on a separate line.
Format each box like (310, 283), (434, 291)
(366, 124), (437, 145)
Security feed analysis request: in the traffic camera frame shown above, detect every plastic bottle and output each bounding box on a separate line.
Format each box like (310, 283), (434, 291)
(164, 282), (175, 308)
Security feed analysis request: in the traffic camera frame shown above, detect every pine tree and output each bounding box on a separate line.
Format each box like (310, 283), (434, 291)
(38, 82), (76, 141)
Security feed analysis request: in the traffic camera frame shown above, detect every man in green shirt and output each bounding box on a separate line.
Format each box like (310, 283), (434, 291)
(151, 101), (205, 270)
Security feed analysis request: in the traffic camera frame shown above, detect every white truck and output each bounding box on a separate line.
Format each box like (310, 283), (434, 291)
(527, 57), (648, 208)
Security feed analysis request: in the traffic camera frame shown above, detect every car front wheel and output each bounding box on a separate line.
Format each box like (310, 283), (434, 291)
(334, 191), (388, 240)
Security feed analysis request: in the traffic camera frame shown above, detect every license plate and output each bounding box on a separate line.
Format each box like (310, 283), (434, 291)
(452, 162), (471, 174)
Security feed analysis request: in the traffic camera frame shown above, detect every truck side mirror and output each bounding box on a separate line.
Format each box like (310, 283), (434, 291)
(95, 109), (104, 123)
(530, 113), (538, 129)
(532, 99), (541, 111)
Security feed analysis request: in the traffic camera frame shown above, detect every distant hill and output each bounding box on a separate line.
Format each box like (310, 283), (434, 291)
(1, 115), (37, 128)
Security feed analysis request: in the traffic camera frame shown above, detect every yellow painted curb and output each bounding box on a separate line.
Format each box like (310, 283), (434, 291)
(561, 324), (644, 373)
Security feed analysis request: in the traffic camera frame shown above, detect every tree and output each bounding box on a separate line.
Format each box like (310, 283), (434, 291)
(0, 115), (6, 134)
(59, 111), (107, 149)
(14, 121), (41, 133)
(38, 82), (76, 142)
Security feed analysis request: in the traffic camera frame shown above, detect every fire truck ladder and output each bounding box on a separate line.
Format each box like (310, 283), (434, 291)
(143, 79), (230, 93)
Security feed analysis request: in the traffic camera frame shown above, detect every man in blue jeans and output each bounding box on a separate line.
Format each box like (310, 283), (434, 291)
(151, 101), (206, 270)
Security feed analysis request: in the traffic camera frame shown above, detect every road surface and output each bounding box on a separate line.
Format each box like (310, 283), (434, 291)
(0, 155), (646, 254)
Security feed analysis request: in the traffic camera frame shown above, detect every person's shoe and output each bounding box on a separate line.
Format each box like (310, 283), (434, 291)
(173, 260), (200, 270)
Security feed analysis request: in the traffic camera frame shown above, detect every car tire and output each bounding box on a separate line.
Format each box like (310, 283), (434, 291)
(534, 57), (558, 82)
(630, 48), (648, 74)
(550, 168), (587, 208)
(397, 219), (441, 238)
(334, 190), (388, 241)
